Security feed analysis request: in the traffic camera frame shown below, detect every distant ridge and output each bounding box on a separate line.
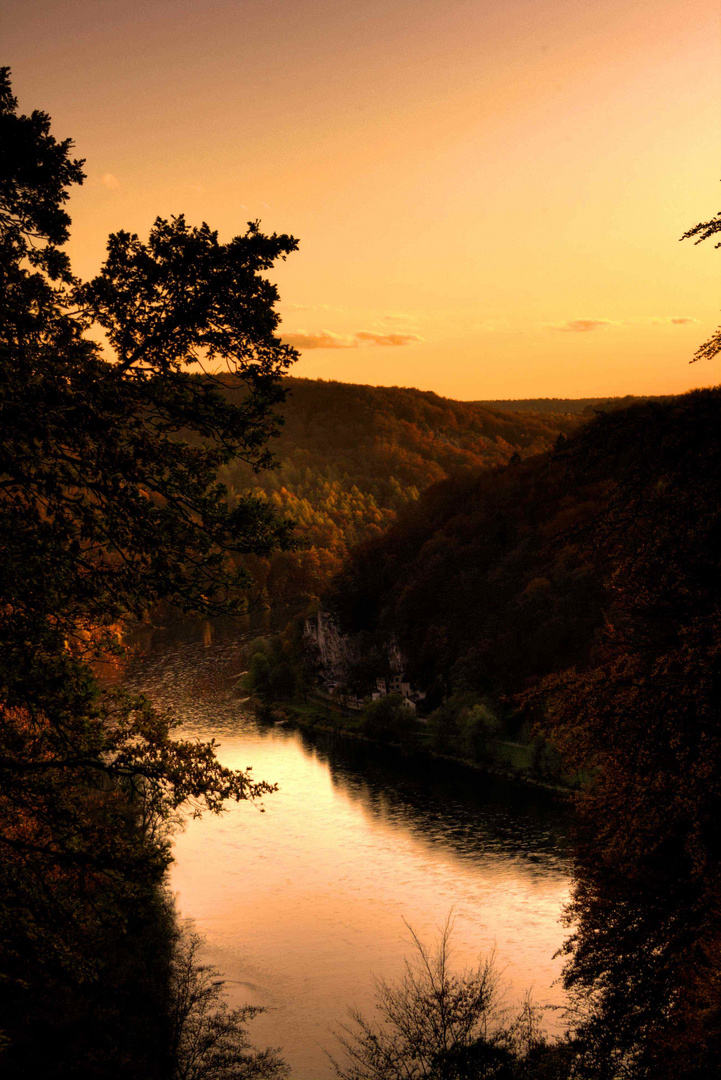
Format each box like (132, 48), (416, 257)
(276, 379), (672, 415)
(474, 395), (671, 415)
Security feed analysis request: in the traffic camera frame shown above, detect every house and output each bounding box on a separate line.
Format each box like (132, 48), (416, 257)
(373, 673), (427, 705)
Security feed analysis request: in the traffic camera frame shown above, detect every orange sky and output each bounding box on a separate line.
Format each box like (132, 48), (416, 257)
(5, 0), (720, 398)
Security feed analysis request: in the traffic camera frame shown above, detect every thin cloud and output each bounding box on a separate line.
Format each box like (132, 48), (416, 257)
(100, 172), (120, 189)
(638, 316), (699, 326)
(550, 318), (616, 333)
(355, 331), (422, 346)
(382, 313), (416, 325)
(283, 329), (423, 350)
(283, 330), (358, 350)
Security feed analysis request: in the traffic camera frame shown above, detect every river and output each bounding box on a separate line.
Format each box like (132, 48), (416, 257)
(126, 625), (572, 1079)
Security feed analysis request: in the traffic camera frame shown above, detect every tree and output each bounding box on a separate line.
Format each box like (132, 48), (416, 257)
(361, 693), (417, 743)
(168, 927), (290, 1080)
(680, 205), (721, 363)
(328, 921), (563, 1080)
(0, 66), (297, 1070)
(536, 392), (721, 1078)
(0, 61), (298, 840)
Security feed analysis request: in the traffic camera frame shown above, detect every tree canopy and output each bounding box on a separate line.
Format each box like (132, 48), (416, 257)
(329, 922), (568, 1080)
(0, 60), (298, 772)
(0, 66), (298, 1073)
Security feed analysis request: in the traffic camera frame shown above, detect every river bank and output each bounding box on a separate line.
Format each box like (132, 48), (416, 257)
(241, 690), (576, 800)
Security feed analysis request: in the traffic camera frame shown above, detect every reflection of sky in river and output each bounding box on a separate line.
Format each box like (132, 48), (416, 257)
(126, 631), (572, 1080)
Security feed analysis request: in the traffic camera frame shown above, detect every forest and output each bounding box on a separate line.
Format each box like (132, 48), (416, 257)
(472, 395), (669, 414)
(0, 69), (293, 1078)
(218, 377), (581, 601)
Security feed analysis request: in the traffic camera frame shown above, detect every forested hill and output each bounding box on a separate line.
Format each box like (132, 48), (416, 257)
(326, 387), (720, 709)
(315, 396), (721, 1076)
(271, 377), (579, 477)
(220, 377), (580, 600)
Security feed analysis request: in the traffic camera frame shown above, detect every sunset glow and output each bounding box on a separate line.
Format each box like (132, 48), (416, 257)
(5, 0), (720, 397)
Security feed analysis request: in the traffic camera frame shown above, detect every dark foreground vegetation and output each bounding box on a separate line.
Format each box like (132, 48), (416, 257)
(329, 921), (574, 1080)
(0, 70), (292, 1077)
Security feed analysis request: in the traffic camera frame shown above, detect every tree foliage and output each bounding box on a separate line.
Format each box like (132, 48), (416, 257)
(537, 393), (721, 1078)
(242, 623), (312, 704)
(168, 928), (289, 1080)
(0, 67), (296, 1073)
(327, 440), (608, 704)
(327, 384), (721, 1075)
(681, 205), (721, 363)
(360, 693), (417, 744)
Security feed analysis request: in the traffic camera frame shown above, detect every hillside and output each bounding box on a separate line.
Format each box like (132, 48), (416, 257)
(325, 432), (607, 708)
(325, 388), (720, 711)
(221, 377), (580, 601)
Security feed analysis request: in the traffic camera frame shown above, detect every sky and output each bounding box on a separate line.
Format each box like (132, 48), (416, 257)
(5, 0), (720, 399)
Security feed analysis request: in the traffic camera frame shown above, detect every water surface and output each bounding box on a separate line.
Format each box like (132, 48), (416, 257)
(127, 628), (572, 1078)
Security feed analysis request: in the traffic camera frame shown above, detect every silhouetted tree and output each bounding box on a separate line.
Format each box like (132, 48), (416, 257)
(168, 927), (289, 1080)
(681, 203), (721, 363)
(328, 921), (566, 1080)
(0, 66), (297, 1071)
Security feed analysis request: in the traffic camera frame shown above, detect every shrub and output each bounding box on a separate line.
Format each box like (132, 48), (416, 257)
(361, 694), (417, 744)
(328, 921), (567, 1080)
